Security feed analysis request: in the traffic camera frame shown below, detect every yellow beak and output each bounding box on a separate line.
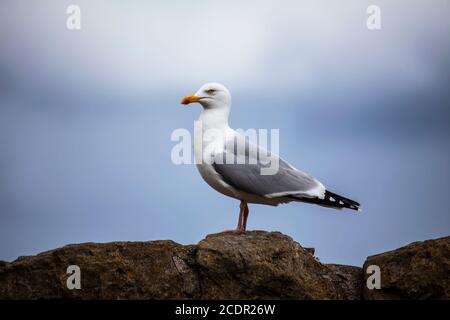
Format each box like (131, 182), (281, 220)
(181, 95), (202, 105)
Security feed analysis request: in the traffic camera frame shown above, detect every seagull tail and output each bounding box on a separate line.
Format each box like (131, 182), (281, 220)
(291, 190), (361, 212)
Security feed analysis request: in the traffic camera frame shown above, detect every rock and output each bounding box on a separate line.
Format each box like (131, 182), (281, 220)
(326, 264), (362, 300)
(0, 241), (198, 299)
(0, 231), (359, 300)
(1, 231), (448, 300)
(363, 236), (450, 300)
(195, 231), (358, 299)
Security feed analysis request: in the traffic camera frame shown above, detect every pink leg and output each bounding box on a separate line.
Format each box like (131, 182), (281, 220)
(217, 201), (248, 234)
(236, 201), (249, 232)
(241, 201), (249, 231)
(236, 204), (244, 231)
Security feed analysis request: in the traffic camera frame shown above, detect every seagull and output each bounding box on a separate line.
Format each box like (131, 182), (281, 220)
(181, 82), (361, 232)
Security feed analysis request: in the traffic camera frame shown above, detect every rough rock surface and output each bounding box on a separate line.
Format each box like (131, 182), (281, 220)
(194, 232), (356, 299)
(0, 231), (448, 300)
(325, 264), (362, 300)
(0, 231), (357, 299)
(363, 236), (450, 300)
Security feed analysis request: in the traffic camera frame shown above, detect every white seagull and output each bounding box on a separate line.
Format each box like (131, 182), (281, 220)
(181, 82), (361, 232)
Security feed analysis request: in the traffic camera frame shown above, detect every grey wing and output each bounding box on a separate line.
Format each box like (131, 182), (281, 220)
(212, 142), (325, 199)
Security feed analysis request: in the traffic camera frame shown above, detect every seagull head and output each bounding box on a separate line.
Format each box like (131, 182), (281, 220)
(181, 82), (231, 109)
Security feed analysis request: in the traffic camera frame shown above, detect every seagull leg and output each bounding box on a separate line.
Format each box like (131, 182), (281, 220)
(236, 201), (249, 232)
(236, 201), (245, 231)
(241, 201), (249, 231)
(217, 201), (247, 234)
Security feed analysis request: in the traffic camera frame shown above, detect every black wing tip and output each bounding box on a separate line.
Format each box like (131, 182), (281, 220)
(289, 190), (361, 212)
(325, 190), (361, 212)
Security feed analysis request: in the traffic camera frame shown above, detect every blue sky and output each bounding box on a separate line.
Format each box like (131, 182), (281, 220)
(1, 0), (449, 266)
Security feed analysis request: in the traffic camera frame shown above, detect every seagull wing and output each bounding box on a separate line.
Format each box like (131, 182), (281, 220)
(212, 138), (325, 200)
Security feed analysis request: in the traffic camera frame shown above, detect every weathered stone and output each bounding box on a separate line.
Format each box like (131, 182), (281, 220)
(195, 231), (356, 299)
(0, 232), (448, 300)
(363, 236), (450, 300)
(0, 241), (197, 299)
(326, 264), (362, 300)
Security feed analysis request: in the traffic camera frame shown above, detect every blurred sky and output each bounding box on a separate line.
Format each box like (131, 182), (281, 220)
(0, 0), (449, 266)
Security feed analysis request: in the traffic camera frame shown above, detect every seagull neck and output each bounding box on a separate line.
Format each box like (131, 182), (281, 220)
(199, 107), (230, 131)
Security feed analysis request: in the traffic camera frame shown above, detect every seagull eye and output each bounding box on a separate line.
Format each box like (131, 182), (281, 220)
(205, 89), (217, 95)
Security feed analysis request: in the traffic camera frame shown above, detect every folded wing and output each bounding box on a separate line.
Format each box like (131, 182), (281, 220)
(212, 138), (325, 200)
